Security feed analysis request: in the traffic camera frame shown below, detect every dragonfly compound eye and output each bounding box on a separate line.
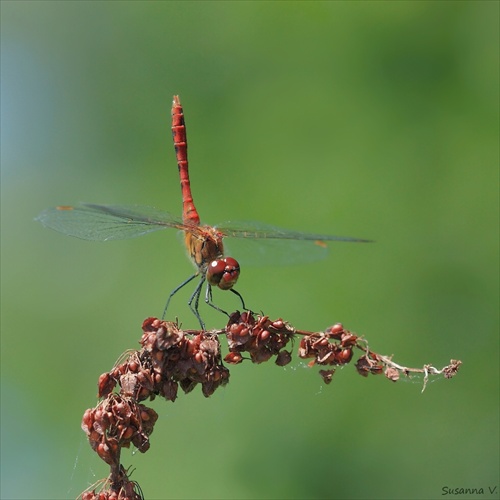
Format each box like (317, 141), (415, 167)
(207, 257), (240, 290)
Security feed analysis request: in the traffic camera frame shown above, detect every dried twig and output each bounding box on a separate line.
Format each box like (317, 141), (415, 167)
(79, 312), (461, 500)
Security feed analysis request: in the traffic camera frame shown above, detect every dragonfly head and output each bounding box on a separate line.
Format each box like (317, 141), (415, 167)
(206, 257), (240, 290)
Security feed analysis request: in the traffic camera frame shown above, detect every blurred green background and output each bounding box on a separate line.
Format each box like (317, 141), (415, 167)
(1, 1), (498, 499)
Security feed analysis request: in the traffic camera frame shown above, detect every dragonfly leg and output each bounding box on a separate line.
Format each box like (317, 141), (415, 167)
(205, 283), (230, 318)
(229, 288), (248, 311)
(205, 286), (252, 319)
(162, 273), (198, 320)
(188, 277), (206, 330)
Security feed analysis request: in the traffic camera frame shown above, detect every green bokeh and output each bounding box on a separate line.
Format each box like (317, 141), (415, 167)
(1, 1), (498, 499)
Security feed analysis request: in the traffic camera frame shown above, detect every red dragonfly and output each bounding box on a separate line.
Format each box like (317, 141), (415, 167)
(37, 96), (371, 328)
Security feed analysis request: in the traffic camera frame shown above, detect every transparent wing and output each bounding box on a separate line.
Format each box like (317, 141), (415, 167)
(216, 220), (371, 243)
(217, 220), (372, 266)
(222, 236), (328, 266)
(35, 203), (188, 241)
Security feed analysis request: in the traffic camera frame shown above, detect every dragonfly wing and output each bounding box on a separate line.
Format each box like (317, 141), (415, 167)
(223, 235), (329, 266)
(216, 220), (372, 243)
(35, 204), (185, 241)
(216, 220), (371, 266)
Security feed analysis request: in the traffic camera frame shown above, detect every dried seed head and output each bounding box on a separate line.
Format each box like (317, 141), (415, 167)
(319, 369), (336, 384)
(275, 350), (292, 366)
(326, 323), (344, 339)
(385, 367), (399, 382)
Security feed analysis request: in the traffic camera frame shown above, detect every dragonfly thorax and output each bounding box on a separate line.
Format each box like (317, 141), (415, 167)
(184, 225), (225, 271)
(183, 226), (240, 290)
